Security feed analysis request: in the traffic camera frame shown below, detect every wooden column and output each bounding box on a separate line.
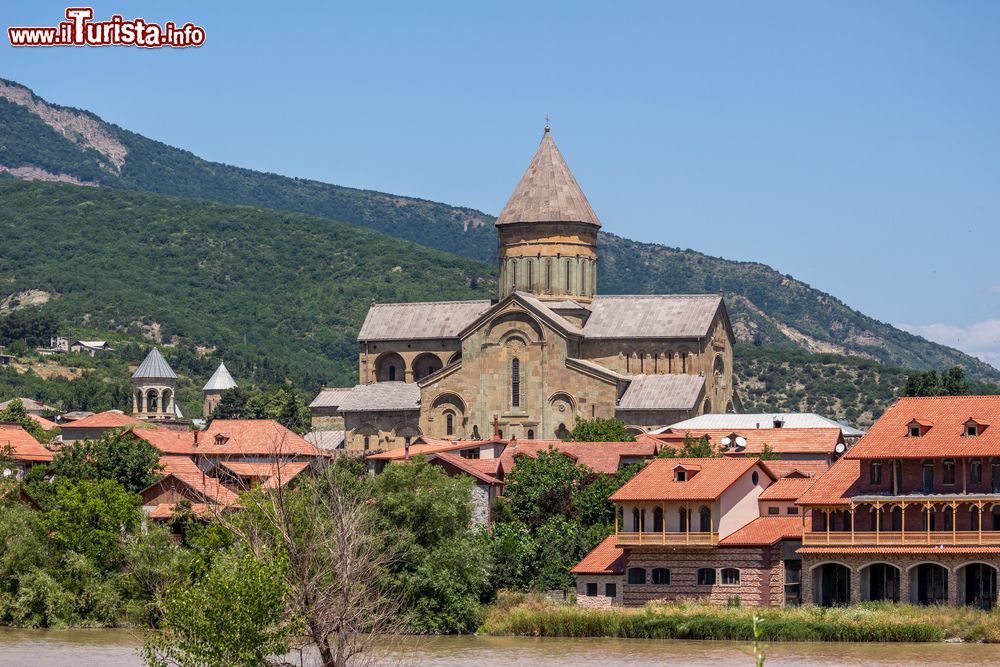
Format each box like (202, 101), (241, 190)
(874, 502), (881, 545)
(825, 508), (831, 545)
(900, 501), (907, 544)
(849, 505), (856, 545)
(685, 503), (690, 545)
(661, 502), (665, 544)
(951, 501), (958, 544)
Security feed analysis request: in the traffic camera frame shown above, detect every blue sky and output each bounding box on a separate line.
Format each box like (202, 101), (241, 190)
(3, 1), (999, 367)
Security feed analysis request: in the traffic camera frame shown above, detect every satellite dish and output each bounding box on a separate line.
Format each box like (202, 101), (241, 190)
(835, 442), (847, 454)
(721, 437), (732, 446)
(735, 436), (747, 448)
(2, 468), (11, 478)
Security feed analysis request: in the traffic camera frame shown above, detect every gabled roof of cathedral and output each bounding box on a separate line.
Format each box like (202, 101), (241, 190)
(617, 374), (705, 411)
(337, 382), (421, 413)
(584, 294), (727, 339)
(132, 348), (177, 380)
(203, 362), (238, 392)
(495, 128), (601, 228)
(358, 300), (492, 342)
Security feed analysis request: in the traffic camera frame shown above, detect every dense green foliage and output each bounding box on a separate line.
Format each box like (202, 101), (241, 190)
(902, 366), (973, 397)
(0, 398), (53, 441)
(565, 418), (635, 442)
(210, 386), (310, 434)
(658, 434), (720, 458)
(0, 307), (58, 347)
(44, 430), (163, 494)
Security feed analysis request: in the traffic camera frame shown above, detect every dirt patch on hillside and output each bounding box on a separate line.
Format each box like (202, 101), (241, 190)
(0, 289), (54, 313)
(0, 164), (99, 186)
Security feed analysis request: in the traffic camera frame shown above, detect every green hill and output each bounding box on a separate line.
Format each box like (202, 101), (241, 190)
(0, 77), (997, 383)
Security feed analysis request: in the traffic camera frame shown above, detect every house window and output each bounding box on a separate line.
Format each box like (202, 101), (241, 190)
(784, 560), (802, 606)
(511, 357), (520, 407)
(699, 506), (712, 532)
(870, 461), (882, 485)
(605, 583), (616, 598)
(388, 365), (397, 382)
(909, 425), (921, 437)
(697, 568), (716, 586)
(566, 260), (572, 292)
(586, 582), (597, 597)
(721, 568), (740, 586)
(446, 413), (454, 436)
(971, 459), (983, 484)
(768, 507), (780, 515)
(363, 435), (370, 450)
(527, 429), (534, 440)
(751, 471), (759, 485)
(787, 506), (799, 515)
(674, 470), (687, 482)
(652, 507), (663, 532)
(460, 448), (480, 459)
(627, 568), (646, 585)
(967, 424), (979, 437)
(545, 259), (552, 292)
(632, 508), (641, 532)
(678, 507), (688, 532)
(944, 506), (954, 531)
(652, 568), (670, 585)
(943, 459), (956, 485)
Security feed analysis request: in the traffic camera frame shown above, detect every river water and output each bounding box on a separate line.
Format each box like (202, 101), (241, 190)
(0, 629), (998, 666)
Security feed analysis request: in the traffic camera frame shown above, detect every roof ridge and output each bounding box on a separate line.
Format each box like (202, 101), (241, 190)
(369, 299), (492, 308)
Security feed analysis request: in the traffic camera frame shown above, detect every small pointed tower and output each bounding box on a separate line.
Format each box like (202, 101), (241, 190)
(202, 362), (237, 418)
(496, 123), (601, 303)
(132, 348), (178, 421)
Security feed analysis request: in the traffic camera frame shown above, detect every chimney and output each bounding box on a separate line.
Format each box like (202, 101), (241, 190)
(193, 430), (199, 448)
(404, 439), (410, 461)
(773, 418), (785, 429)
(492, 414), (499, 439)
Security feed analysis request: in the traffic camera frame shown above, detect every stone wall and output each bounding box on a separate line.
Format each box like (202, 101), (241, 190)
(622, 546), (787, 607)
(343, 409), (420, 453)
(575, 574), (624, 607)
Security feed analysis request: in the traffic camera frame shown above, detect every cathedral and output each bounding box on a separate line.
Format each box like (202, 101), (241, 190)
(313, 126), (737, 452)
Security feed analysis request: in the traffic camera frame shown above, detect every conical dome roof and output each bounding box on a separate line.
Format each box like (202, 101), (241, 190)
(495, 128), (601, 228)
(132, 348), (177, 380)
(203, 362), (238, 392)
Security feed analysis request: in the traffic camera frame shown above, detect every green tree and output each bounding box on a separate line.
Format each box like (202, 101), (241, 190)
(757, 442), (780, 461)
(0, 398), (49, 442)
(565, 418), (635, 442)
(43, 479), (142, 570)
(142, 549), (295, 667)
(50, 429), (162, 493)
(533, 515), (587, 592)
(210, 387), (249, 419)
(488, 521), (537, 592)
(264, 386), (310, 434)
(658, 434), (720, 458)
(0, 307), (58, 347)
(575, 462), (644, 528)
(501, 448), (588, 529)
(941, 366), (972, 396)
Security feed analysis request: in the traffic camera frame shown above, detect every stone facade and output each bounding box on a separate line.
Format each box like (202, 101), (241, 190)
(575, 574), (624, 608)
(343, 408), (420, 453)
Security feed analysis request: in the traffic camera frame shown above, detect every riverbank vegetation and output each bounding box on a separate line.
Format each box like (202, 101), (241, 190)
(481, 595), (1000, 643)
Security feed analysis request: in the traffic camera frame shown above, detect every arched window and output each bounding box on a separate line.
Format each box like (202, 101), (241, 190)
(566, 259), (572, 292)
(363, 435), (370, 450)
(653, 507), (663, 532)
(943, 459), (956, 485)
(922, 459), (934, 494)
(870, 461), (882, 485)
(511, 357), (521, 407)
(527, 429), (534, 440)
(699, 506), (712, 532)
(527, 260), (533, 291)
(721, 568), (741, 586)
(627, 568), (646, 585)
(678, 507), (688, 532)
(388, 365), (397, 382)
(446, 413), (454, 436)
(971, 459), (983, 484)
(545, 258), (552, 292)
(632, 508), (641, 532)
(652, 568), (670, 585)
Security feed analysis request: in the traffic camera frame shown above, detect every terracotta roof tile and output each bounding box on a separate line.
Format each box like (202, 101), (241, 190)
(0, 424), (53, 462)
(154, 456), (241, 506)
(758, 476), (818, 501)
(29, 414), (59, 430)
(499, 440), (657, 475)
(220, 461), (310, 489)
(761, 460), (830, 479)
(665, 428), (845, 456)
(132, 420), (326, 458)
(719, 516), (802, 546)
(795, 458), (862, 507)
(610, 457), (767, 502)
(65, 411), (142, 429)
(428, 452), (502, 485)
(846, 396), (1000, 459)
(571, 535), (625, 574)
(366, 439), (502, 461)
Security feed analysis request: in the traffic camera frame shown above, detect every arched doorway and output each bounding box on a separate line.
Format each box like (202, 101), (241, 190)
(959, 563), (997, 610)
(911, 563), (949, 605)
(861, 563), (900, 602)
(375, 353), (406, 383)
(813, 563), (851, 607)
(412, 353), (442, 380)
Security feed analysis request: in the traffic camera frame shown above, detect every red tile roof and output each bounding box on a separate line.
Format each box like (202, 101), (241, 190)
(29, 414), (59, 430)
(570, 535), (625, 574)
(663, 428), (845, 455)
(0, 424), (54, 462)
(758, 476), (817, 501)
(366, 439), (501, 461)
(719, 516), (802, 546)
(761, 460), (830, 479)
(219, 461), (311, 489)
(795, 458), (861, 507)
(428, 452), (502, 485)
(65, 411), (142, 429)
(499, 440), (657, 475)
(846, 396), (1000, 459)
(147, 502), (218, 520)
(132, 420), (326, 458)
(152, 456), (241, 506)
(610, 457), (768, 502)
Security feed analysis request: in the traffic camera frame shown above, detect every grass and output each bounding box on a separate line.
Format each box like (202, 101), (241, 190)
(481, 594), (1000, 643)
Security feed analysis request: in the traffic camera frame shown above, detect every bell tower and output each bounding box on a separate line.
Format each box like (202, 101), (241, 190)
(131, 347), (178, 421)
(496, 124), (600, 303)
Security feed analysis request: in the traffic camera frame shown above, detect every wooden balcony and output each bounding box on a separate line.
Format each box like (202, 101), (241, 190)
(615, 531), (719, 547)
(802, 530), (1000, 547)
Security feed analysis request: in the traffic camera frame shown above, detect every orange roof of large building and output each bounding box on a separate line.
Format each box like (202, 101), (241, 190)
(662, 428), (845, 456)
(761, 459), (831, 479)
(0, 424), (53, 462)
(570, 535), (625, 575)
(845, 396), (1000, 459)
(795, 458), (861, 507)
(719, 516), (802, 546)
(132, 420), (326, 458)
(154, 456), (241, 506)
(758, 476), (817, 501)
(610, 457), (768, 502)
(65, 411), (142, 429)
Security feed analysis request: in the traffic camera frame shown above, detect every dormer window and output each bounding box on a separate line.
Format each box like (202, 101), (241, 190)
(675, 470), (687, 482)
(214, 433), (228, 446)
(907, 419), (932, 437)
(965, 420), (987, 437)
(909, 425), (921, 437)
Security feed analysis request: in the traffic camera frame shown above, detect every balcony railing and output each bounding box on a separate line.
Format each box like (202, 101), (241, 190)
(616, 531), (719, 547)
(802, 530), (1000, 546)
